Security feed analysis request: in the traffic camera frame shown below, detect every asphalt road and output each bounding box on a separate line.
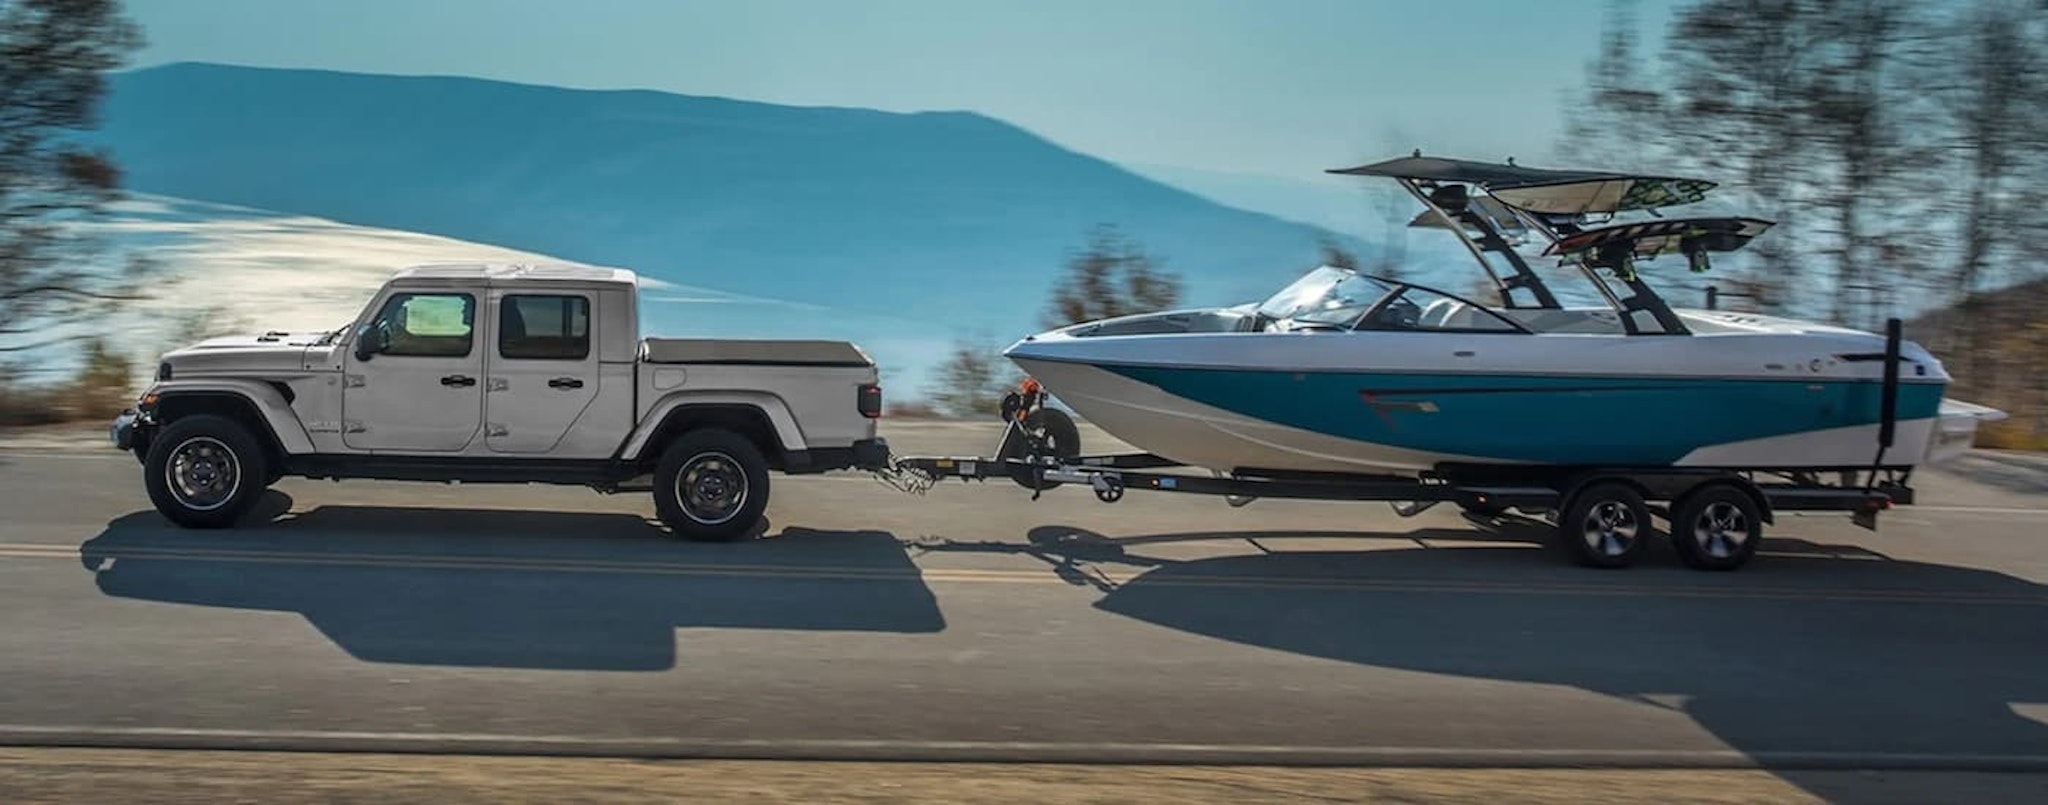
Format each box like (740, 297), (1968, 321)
(3, 421), (2048, 801)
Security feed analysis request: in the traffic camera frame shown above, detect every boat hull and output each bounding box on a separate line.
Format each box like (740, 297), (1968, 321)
(1013, 356), (1947, 476)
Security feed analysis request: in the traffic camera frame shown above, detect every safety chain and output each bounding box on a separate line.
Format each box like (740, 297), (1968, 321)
(871, 457), (939, 496)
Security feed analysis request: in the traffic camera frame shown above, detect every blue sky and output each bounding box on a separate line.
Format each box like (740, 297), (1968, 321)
(121, 0), (1677, 183)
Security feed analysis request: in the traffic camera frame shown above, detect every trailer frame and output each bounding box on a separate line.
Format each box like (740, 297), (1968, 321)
(883, 438), (1912, 572)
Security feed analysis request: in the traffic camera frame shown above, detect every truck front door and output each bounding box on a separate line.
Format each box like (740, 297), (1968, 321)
(483, 290), (600, 454)
(342, 289), (485, 452)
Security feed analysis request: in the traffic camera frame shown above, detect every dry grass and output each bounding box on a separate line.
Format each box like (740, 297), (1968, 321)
(1976, 420), (2048, 452)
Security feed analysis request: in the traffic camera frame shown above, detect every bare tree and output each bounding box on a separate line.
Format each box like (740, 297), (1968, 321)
(1938, 0), (2048, 360)
(1554, 0), (1667, 173)
(0, 0), (147, 365)
(1042, 224), (1183, 328)
(922, 336), (1019, 419)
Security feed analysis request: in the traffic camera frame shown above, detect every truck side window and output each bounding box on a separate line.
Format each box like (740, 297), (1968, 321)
(499, 294), (590, 360)
(376, 293), (476, 357)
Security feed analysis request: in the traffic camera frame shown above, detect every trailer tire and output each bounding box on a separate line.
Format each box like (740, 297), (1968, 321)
(1558, 481), (1651, 569)
(653, 428), (770, 542)
(1670, 484), (1763, 571)
(1001, 408), (1081, 490)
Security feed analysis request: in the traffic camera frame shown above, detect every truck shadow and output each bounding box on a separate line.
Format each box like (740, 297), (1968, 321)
(77, 494), (945, 671)
(920, 524), (2048, 800)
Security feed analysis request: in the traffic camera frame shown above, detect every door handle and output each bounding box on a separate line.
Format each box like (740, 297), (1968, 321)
(440, 374), (477, 387)
(548, 377), (585, 390)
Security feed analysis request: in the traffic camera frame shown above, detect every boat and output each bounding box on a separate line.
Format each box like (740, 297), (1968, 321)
(1001, 154), (2006, 479)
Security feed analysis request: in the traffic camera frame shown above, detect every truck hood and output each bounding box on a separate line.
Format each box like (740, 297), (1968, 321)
(158, 330), (339, 377)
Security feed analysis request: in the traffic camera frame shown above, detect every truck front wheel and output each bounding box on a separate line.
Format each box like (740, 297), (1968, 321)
(142, 414), (271, 529)
(653, 428), (771, 542)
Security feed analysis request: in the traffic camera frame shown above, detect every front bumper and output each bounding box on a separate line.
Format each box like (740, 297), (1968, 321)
(111, 409), (139, 450)
(111, 406), (157, 462)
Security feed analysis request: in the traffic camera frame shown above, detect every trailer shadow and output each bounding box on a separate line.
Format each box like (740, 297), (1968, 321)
(920, 523), (2048, 798)
(76, 494), (945, 671)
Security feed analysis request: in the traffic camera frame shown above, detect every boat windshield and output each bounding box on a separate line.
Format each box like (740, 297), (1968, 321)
(1255, 266), (1396, 326)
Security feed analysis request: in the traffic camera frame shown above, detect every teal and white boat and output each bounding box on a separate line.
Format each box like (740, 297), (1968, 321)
(1004, 154), (2004, 478)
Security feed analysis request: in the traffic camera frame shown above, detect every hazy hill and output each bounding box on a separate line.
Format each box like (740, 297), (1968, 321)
(87, 63), (1373, 360)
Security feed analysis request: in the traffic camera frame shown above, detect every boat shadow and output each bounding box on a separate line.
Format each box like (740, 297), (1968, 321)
(77, 492), (946, 671)
(918, 522), (2048, 797)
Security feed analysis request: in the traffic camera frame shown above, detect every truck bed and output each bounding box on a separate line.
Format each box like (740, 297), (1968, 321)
(640, 338), (873, 367)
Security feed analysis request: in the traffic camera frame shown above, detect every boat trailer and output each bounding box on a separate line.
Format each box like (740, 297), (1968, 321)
(876, 429), (1912, 572)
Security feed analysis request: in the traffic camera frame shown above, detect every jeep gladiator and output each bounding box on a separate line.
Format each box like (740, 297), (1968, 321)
(111, 263), (890, 540)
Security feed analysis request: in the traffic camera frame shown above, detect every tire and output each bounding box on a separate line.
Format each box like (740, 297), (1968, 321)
(142, 414), (272, 529)
(1669, 484), (1764, 571)
(653, 428), (771, 542)
(1558, 481), (1651, 569)
(999, 408), (1082, 490)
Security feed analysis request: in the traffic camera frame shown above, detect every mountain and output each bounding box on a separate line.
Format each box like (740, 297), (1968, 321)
(1120, 161), (1396, 244)
(86, 63), (1374, 389)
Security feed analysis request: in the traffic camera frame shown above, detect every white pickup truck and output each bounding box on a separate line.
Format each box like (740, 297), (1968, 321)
(111, 263), (890, 540)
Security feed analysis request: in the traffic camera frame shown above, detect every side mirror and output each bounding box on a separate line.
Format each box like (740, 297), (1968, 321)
(353, 323), (387, 361)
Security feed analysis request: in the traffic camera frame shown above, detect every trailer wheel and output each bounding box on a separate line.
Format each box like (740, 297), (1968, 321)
(1559, 481), (1651, 568)
(1670, 484), (1763, 571)
(1001, 408), (1081, 490)
(653, 428), (770, 542)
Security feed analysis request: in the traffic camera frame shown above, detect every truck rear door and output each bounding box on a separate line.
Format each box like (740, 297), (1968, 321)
(483, 290), (601, 454)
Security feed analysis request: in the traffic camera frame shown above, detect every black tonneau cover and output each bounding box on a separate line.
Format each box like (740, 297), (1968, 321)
(640, 338), (873, 367)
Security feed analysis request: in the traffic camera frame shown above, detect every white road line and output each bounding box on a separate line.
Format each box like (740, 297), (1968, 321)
(0, 724), (2044, 770)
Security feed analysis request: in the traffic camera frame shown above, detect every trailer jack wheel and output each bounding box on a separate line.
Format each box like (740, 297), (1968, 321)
(1092, 475), (1125, 503)
(1000, 408), (1081, 491)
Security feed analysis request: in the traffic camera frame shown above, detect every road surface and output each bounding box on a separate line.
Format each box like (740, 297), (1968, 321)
(3, 421), (2048, 801)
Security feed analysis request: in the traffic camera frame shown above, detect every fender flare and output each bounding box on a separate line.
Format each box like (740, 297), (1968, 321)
(147, 379), (316, 455)
(617, 391), (804, 462)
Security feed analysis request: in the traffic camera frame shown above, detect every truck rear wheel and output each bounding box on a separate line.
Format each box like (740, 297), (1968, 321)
(653, 428), (770, 542)
(142, 414), (271, 529)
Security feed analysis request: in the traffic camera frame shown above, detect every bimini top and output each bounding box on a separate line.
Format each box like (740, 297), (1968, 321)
(1330, 153), (1717, 216)
(1329, 154), (1618, 187)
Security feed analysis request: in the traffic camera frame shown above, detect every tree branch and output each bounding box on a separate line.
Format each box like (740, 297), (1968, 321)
(0, 333), (93, 353)
(0, 284), (147, 303)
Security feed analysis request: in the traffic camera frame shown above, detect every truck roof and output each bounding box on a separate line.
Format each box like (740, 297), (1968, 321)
(389, 262), (639, 287)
